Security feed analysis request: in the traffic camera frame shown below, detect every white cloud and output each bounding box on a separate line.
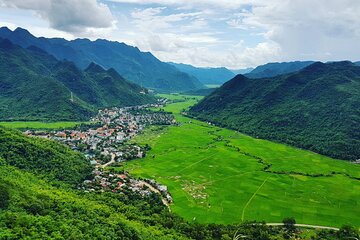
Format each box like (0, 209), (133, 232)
(107, 0), (254, 9)
(232, 0), (360, 62)
(2, 0), (360, 68)
(0, 0), (116, 35)
(149, 40), (281, 69)
(130, 7), (203, 32)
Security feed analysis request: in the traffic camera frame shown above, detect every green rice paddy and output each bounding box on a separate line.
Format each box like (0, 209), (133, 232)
(124, 94), (360, 227)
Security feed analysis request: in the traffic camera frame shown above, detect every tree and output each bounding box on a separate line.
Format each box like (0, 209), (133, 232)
(0, 184), (9, 209)
(337, 225), (359, 239)
(282, 217), (296, 232)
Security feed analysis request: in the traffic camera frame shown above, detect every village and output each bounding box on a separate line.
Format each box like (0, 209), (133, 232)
(24, 100), (175, 206)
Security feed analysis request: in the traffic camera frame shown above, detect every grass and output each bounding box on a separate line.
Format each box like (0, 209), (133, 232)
(0, 121), (91, 129)
(205, 84), (221, 88)
(124, 94), (360, 227)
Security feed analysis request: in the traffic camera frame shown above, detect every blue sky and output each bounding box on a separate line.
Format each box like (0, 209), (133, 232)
(0, 0), (359, 68)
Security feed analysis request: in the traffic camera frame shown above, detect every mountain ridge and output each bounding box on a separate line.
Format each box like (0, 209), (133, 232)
(169, 62), (236, 85)
(244, 61), (315, 78)
(0, 26), (204, 92)
(0, 38), (155, 121)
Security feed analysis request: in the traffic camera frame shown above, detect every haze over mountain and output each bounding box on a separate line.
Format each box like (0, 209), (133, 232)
(0, 38), (155, 121)
(244, 61), (315, 79)
(169, 62), (235, 85)
(0, 27), (204, 92)
(190, 61), (360, 160)
(230, 68), (254, 75)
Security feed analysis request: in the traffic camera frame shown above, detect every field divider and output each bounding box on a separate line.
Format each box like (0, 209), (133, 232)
(241, 176), (270, 222)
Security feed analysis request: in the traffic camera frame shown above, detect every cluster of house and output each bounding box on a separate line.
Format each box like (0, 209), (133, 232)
(81, 169), (173, 205)
(24, 101), (175, 207)
(146, 179), (173, 204)
(25, 103), (175, 166)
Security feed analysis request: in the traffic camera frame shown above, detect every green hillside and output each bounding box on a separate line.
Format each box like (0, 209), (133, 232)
(0, 127), (92, 185)
(190, 62), (360, 160)
(0, 38), (155, 121)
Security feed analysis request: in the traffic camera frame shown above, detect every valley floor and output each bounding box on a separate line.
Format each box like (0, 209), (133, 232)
(124, 94), (360, 227)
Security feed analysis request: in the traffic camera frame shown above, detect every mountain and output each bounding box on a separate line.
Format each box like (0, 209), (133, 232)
(53, 61), (154, 108)
(0, 38), (155, 121)
(169, 62), (235, 85)
(0, 27), (203, 92)
(230, 68), (254, 75)
(189, 61), (360, 160)
(245, 61), (315, 79)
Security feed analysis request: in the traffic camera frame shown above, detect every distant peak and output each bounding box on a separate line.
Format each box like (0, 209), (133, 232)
(328, 60), (354, 67)
(85, 62), (105, 73)
(0, 26), (11, 31)
(301, 62), (326, 72)
(14, 27), (31, 34)
(234, 74), (248, 80)
(107, 67), (126, 80)
(0, 26), (12, 37)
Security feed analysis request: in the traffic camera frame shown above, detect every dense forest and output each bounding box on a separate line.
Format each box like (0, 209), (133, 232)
(190, 61), (360, 160)
(0, 127), (358, 239)
(0, 38), (155, 121)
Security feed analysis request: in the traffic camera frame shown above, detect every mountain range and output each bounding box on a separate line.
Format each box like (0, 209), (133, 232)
(244, 61), (315, 79)
(169, 62), (236, 85)
(0, 38), (155, 121)
(190, 61), (360, 160)
(0, 27), (203, 92)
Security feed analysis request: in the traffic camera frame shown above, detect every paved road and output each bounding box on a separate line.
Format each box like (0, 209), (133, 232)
(140, 181), (171, 211)
(265, 223), (339, 230)
(101, 153), (116, 168)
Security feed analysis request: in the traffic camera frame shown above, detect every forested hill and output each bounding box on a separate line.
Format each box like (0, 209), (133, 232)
(0, 127), (92, 185)
(190, 61), (360, 160)
(0, 38), (155, 121)
(0, 26), (204, 92)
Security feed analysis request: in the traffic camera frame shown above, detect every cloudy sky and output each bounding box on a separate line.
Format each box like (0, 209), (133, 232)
(0, 0), (359, 69)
